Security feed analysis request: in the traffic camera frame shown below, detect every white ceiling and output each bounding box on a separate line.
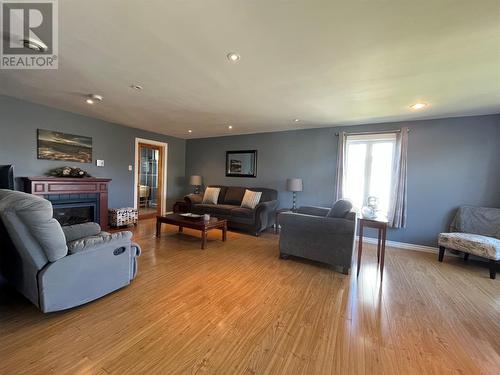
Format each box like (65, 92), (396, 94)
(1, 0), (499, 139)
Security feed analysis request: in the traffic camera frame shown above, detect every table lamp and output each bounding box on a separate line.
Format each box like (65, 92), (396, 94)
(286, 178), (303, 211)
(189, 175), (202, 194)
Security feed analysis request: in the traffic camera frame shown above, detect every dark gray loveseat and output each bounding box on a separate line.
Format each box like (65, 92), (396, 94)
(278, 200), (357, 274)
(184, 185), (278, 236)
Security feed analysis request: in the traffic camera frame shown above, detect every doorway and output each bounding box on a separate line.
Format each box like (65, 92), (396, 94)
(134, 139), (168, 219)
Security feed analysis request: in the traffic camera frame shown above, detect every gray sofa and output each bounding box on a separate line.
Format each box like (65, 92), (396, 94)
(439, 205), (500, 279)
(278, 200), (357, 274)
(184, 185), (279, 235)
(0, 189), (141, 313)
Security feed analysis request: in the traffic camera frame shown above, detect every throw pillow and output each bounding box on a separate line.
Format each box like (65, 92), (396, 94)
(240, 190), (262, 209)
(327, 199), (353, 218)
(202, 187), (221, 204)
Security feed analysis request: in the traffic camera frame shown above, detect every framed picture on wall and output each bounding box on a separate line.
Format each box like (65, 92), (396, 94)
(225, 150), (257, 177)
(37, 129), (93, 163)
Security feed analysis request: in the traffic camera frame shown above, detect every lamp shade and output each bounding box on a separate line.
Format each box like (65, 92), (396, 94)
(286, 178), (303, 192)
(189, 175), (202, 186)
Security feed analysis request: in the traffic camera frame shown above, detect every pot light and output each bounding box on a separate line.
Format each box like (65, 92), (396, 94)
(410, 102), (428, 110)
(22, 38), (47, 52)
(228, 125), (233, 129)
(130, 84), (143, 90)
(226, 52), (240, 62)
(85, 94), (103, 104)
(294, 118), (300, 122)
(188, 130), (192, 133)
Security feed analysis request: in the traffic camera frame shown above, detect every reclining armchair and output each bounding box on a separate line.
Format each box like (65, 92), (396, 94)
(278, 200), (356, 274)
(0, 190), (141, 312)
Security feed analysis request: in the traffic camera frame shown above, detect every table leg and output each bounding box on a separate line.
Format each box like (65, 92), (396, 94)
(357, 222), (364, 277)
(377, 229), (381, 264)
(178, 226), (183, 233)
(222, 223), (227, 241)
(275, 214), (279, 234)
(156, 220), (161, 237)
(201, 230), (207, 249)
(380, 226), (387, 280)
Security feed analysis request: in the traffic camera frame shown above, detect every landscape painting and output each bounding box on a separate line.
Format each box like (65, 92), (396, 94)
(37, 129), (92, 163)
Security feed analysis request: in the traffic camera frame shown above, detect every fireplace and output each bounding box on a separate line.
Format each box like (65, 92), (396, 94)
(48, 194), (99, 226)
(24, 177), (111, 228)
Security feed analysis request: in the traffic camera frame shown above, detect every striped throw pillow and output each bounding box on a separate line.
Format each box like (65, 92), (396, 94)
(240, 190), (262, 209)
(202, 187), (220, 204)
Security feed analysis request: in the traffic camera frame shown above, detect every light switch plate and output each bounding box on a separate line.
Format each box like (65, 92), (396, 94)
(96, 160), (105, 167)
(128, 165), (133, 171)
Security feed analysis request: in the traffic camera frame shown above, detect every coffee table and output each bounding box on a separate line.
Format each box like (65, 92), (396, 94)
(156, 213), (227, 249)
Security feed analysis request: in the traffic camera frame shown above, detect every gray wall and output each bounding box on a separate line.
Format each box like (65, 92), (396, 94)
(186, 114), (500, 246)
(0, 95), (186, 210)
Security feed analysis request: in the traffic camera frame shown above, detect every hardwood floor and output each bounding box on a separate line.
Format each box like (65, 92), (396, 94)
(0, 219), (498, 374)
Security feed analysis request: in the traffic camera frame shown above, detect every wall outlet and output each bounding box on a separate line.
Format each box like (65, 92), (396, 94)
(96, 160), (105, 167)
(128, 165), (133, 171)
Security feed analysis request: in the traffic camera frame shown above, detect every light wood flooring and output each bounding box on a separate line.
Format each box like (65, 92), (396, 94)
(0, 219), (498, 374)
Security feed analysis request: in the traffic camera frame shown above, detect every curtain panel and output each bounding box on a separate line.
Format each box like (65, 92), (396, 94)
(334, 131), (346, 201)
(388, 127), (409, 228)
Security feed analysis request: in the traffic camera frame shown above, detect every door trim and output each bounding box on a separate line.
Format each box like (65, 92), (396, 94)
(134, 138), (168, 215)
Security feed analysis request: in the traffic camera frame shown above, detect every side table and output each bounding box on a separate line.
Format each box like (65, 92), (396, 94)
(357, 217), (388, 280)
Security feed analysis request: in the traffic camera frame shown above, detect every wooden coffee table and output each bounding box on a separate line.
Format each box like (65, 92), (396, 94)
(156, 213), (227, 249)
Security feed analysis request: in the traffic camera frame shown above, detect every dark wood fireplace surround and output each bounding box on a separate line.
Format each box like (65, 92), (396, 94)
(24, 177), (111, 229)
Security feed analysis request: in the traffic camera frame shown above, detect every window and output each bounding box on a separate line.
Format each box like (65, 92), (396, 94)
(343, 133), (396, 217)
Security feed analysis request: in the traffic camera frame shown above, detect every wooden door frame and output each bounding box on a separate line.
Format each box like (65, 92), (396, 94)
(134, 138), (168, 217)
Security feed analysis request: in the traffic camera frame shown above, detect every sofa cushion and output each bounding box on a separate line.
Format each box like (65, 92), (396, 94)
(327, 199), (353, 218)
(202, 187), (220, 204)
(241, 190), (262, 209)
(438, 232), (500, 260)
(231, 207), (254, 218)
(193, 204), (238, 216)
(223, 187), (246, 205)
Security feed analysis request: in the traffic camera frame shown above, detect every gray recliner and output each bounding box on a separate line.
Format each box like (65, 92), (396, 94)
(0, 189), (141, 313)
(278, 200), (357, 274)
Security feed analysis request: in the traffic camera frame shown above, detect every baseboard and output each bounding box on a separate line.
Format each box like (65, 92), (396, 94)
(358, 236), (438, 254)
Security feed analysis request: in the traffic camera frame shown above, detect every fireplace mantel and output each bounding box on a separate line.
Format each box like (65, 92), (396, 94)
(24, 177), (112, 228)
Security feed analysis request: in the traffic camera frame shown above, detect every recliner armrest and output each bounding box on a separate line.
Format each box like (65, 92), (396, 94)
(67, 231), (133, 254)
(62, 222), (102, 242)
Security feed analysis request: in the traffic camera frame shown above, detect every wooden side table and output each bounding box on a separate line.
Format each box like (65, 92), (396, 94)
(357, 217), (388, 280)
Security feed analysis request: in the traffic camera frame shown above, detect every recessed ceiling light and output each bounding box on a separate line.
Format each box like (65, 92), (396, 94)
(85, 94), (103, 104)
(22, 38), (47, 52)
(226, 52), (240, 62)
(130, 84), (143, 90)
(294, 118), (300, 122)
(188, 130), (192, 133)
(228, 125), (233, 129)
(410, 102), (428, 110)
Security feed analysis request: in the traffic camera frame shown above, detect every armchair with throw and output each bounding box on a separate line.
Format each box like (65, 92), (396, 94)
(0, 190), (141, 312)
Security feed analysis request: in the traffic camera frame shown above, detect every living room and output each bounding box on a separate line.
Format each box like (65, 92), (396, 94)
(0, 1), (499, 374)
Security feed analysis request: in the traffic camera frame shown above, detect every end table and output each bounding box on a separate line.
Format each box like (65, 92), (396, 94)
(357, 217), (388, 280)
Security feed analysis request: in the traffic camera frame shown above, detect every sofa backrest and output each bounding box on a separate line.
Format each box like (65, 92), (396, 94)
(207, 185), (278, 205)
(450, 206), (500, 239)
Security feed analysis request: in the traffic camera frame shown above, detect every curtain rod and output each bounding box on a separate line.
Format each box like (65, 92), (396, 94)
(334, 129), (410, 136)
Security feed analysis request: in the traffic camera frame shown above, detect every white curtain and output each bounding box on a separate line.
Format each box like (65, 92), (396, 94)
(334, 131), (346, 201)
(388, 127), (409, 228)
